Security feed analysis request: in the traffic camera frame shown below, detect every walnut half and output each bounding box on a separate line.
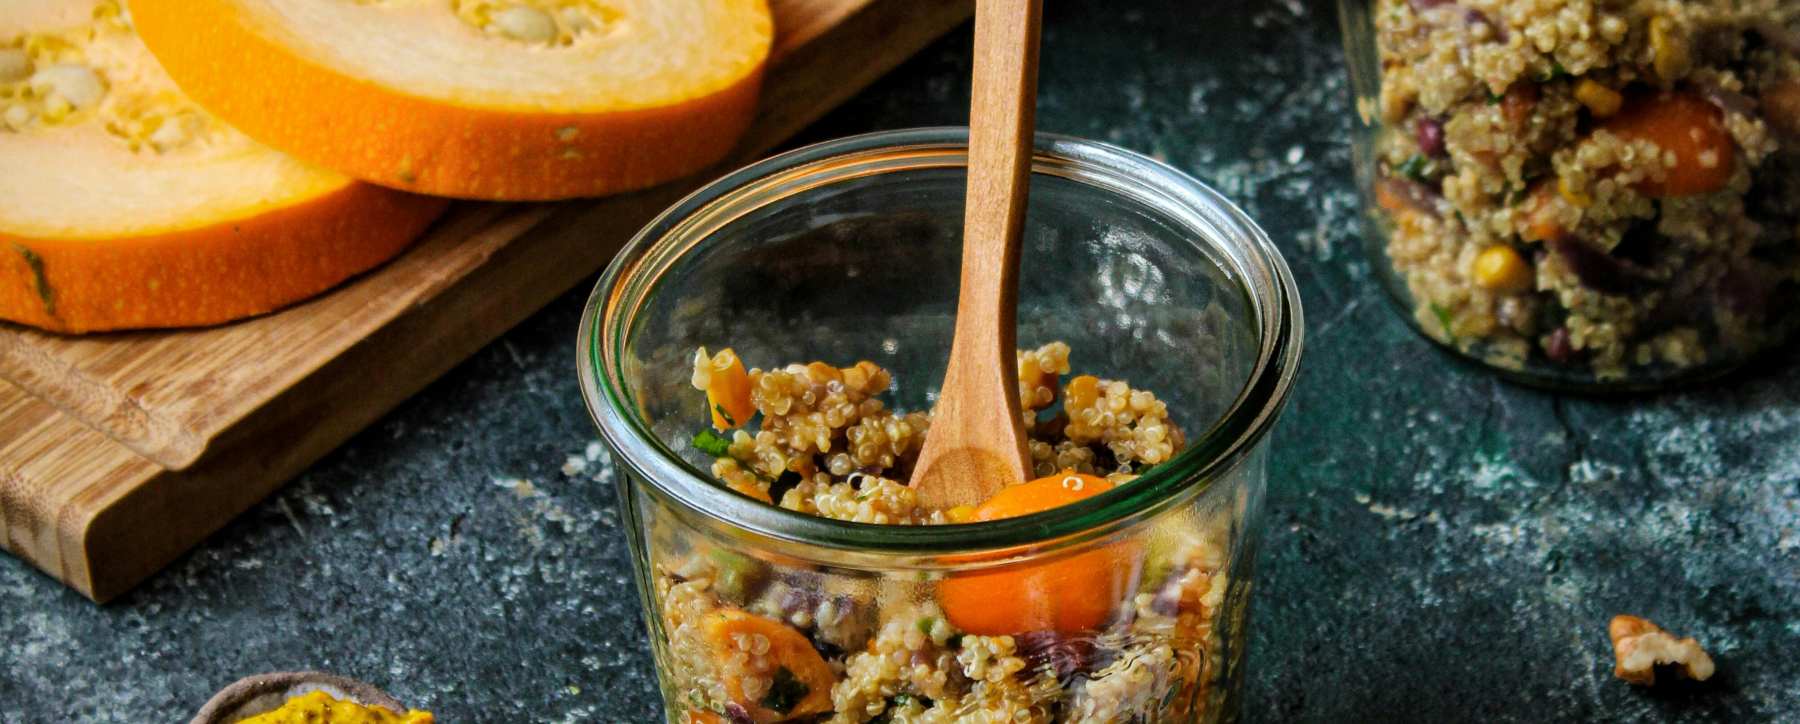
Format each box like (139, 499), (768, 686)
(1609, 614), (1716, 686)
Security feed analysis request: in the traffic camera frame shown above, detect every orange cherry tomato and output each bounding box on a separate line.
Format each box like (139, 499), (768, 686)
(938, 471), (1141, 636)
(1599, 90), (1735, 198)
(701, 609), (834, 722)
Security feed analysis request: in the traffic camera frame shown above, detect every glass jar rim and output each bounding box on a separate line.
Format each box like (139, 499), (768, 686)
(578, 127), (1304, 559)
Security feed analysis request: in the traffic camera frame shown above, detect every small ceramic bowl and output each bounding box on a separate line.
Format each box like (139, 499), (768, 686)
(190, 671), (408, 724)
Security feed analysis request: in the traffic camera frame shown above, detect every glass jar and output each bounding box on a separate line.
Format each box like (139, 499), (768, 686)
(578, 128), (1302, 723)
(1339, 0), (1800, 389)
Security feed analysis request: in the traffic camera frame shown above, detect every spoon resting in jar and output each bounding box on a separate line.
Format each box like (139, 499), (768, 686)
(909, 0), (1042, 510)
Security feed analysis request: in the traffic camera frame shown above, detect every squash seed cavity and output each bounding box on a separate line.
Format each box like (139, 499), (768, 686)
(2, 3), (213, 154)
(454, 1), (623, 46)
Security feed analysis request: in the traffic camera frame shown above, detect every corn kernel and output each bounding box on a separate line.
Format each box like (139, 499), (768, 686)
(1066, 375), (1100, 409)
(1557, 175), (1593, 208)
(946, 505), (977, 523)
(1573, 79), (1622, 118)
(1649, 17), (1691, 81)
(1473, 245), (1533, 293)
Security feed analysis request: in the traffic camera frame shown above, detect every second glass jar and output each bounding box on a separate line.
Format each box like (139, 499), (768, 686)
(1339, 0), (1800, 389)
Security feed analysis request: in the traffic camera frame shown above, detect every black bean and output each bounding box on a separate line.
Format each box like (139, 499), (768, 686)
(1547, 237), (1652, 295)
(1014, 631), (1099, 681)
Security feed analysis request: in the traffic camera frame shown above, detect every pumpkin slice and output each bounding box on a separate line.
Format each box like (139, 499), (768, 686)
(132, 0), (773, 201)
(0, 1), (445, 333)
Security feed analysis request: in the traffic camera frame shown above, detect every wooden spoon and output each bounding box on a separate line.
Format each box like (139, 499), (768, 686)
(910, 0), (1043, 510)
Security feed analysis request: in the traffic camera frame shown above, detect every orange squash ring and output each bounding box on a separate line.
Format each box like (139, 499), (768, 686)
(132, 0), (773, 201)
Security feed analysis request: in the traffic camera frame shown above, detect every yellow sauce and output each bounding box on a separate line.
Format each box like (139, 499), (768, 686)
(237, 690), (433, 724)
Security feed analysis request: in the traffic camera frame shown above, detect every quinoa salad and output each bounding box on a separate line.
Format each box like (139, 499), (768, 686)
(653, 342), (1236, 723)
(1368, 0), (1799, 378)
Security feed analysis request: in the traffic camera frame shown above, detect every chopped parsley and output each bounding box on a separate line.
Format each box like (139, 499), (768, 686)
(712, 402), (737, 427)
(915, 616), (938, 636)
(887, 694), (931, 712)
(760, 666), (810, 715)
(1396, 154), (1434, 182)
(1429, 302), (1457, 341)
(692, 428), (732, 457)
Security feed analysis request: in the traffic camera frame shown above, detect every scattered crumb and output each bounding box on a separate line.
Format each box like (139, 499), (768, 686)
(561, 455), (588, 476)
(1609, 614), (1716, 686)
(1354, 492), (1441, 524)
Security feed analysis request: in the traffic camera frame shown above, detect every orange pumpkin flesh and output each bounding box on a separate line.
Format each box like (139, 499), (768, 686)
(131, 0), (773, 201)
(0, 0), (444, 333)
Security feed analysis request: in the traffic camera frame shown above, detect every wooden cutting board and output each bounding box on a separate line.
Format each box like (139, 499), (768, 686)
(0, 0), (972, 603)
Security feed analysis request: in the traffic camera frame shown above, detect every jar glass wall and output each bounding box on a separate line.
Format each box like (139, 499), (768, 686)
(579, 129), (1302, 722)
(1339, 0), (1800, 389)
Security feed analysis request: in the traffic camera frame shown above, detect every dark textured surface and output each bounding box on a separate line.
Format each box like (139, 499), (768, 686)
(3, 1), (1797, 721)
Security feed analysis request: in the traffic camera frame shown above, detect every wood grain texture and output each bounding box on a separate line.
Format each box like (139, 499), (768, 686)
(0, 0), (974, 602)
(910, 0), (1041, 510)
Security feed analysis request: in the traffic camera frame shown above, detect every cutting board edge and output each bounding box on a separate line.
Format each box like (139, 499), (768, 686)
(0, 204), (536, 472)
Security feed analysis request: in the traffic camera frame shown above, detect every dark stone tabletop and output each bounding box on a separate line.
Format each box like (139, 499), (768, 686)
(4, 1), (1796, 721)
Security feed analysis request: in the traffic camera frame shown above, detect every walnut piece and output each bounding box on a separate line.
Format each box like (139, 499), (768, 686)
(1609, 614), (1716, 686)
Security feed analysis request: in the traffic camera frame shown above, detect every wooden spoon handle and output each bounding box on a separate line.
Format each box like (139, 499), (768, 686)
(910, 0), (1042, 510)
(964, 0), (1042, 293)
(952, 0), (1043, 461)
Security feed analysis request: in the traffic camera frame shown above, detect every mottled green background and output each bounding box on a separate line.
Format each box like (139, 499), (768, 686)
(3, 0), (1794, 720)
